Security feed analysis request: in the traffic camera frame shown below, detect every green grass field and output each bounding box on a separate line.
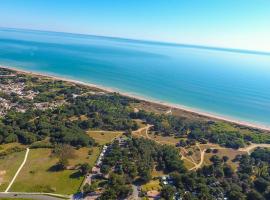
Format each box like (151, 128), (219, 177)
(10, 147), (99, 195)
(69, 147), (100, 167)
(0, 150), (26, 192)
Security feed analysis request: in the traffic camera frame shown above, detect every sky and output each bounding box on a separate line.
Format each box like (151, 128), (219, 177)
(0, 0), (270, 52)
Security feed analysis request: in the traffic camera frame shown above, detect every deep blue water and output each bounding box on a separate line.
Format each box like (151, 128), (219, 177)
(0, 28), (270, 127)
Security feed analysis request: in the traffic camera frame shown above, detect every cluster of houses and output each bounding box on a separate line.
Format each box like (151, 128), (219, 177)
(0, 81), (38, 100)
(0, 75), (70, 115)
(0, 78), (39, 116)
(0, 96), (27, 116)
(0, 97), (11, 116)
(33, 100), (67, 111)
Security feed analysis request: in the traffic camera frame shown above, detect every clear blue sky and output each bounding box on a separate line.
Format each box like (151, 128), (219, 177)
(0, 0), (270, 51)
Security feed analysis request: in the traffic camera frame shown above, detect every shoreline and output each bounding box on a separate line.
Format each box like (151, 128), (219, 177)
(1, 65), (270, 132)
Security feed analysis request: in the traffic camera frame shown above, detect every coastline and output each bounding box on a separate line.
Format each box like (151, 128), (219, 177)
(1, 65), (270, 132)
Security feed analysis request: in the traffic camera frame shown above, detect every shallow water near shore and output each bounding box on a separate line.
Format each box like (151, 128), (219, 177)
(0, 28), (270, 127)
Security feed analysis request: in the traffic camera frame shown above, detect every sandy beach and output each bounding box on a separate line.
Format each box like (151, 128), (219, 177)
(1, 65), (270, 132)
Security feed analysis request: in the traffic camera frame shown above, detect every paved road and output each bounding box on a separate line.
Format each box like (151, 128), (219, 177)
(128, 184), (139, 200)
(5, 148), (30, 192)
(0, 192), (67, 200)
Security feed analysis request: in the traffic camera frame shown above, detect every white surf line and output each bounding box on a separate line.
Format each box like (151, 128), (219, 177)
(4, 148), (30, 193)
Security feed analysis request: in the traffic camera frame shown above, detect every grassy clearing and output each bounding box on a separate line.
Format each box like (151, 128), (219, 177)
(147, 133), (180, 146)
(182, 158), (196, 170)
(87, 131), (123, 145)
(141, 180), (161, 192)
(69, 147), (100, 167)
(133, 119), (147, 128)
(203, 148), (246, 170)
(0, 150), (26, 192)
(10, 148), (99, 195)
(69, 115), (88, 122)
(0, 143), (26, 152)
(183, 145), (201, 163)
(151, 168), (165, 178)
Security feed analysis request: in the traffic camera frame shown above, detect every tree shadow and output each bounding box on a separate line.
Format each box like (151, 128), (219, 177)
(69, 171), (83, 179)
(47, 164), (61, 172)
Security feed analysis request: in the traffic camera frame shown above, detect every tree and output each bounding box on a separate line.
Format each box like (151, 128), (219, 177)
(228, 190), (245, 200)
(254, 178), (269, 193)
(187, 151), (193, 156)
(52, 144), (76, 170)
(80, 163), (90, 175)
(161, 185), (176, 200)
(56, 157), (69, 170)
(99, 188), (117, 200)
(140, 169), (152, 183)
(52, 144), (76, 160)
(223, 165), (234, 178)
(210, 155), (222, 166)
(100, 165), (110, 174)
(206, 148), (212, 153)
(247, 190), (265, 200)
(212, 149), (219, 154)
(83, 183), (97, 194)
(222, 156), (229, 163)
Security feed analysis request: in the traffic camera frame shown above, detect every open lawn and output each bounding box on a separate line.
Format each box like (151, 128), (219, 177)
(69, 147), (100, 167)
(0, 150), (26, 192)
(87, 131), (123, 145)
(141, 180), (161, 192)
(10, 147), (99, 195)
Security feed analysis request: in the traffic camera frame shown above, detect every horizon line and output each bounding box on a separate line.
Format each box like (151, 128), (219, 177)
(1, 26), (270, 56)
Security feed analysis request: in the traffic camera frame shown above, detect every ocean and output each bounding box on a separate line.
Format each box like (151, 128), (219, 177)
(0, 28), (270, 127)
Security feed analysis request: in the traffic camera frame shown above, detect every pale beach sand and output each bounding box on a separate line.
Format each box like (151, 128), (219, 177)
(1, 65), (270, 132)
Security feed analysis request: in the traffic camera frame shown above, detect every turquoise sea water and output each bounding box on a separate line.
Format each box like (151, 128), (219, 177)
(0, 28), (270, 127)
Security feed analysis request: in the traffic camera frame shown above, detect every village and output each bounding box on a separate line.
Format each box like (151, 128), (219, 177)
(0, 73), (69, 116)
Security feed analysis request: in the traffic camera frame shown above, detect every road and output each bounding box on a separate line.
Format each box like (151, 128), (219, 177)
(5, 148), (30, 192)
(0, 192), (68, 200)
(128, 184), (140, 200)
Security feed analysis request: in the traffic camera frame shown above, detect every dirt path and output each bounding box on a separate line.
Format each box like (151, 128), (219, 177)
(132, 125), (153, 135)
(5, 148), (30, 193)
(238, 143), (270, 154)
(190, 144), (206, 171)
(189, 143), (270, 171)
